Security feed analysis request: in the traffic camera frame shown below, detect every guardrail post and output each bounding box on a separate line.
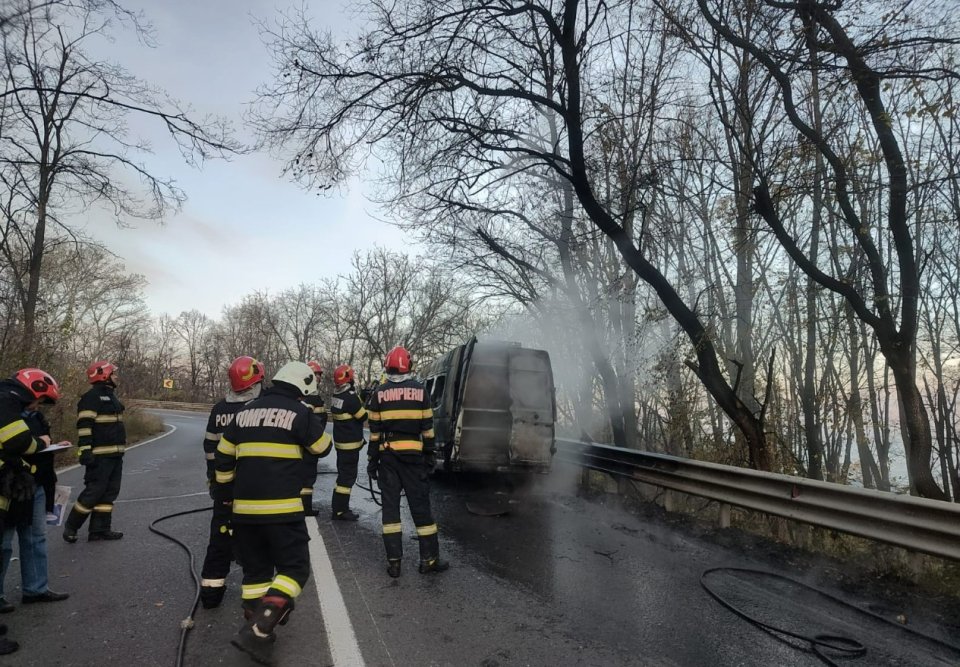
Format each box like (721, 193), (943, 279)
(718, 503), (731, 529)
(663, 489), (674, 513)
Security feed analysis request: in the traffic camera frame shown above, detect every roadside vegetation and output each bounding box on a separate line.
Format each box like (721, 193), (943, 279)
(3, 1), (960, 516)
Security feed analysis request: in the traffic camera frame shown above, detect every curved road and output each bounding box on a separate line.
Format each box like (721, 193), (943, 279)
(1, 409), (957, 666)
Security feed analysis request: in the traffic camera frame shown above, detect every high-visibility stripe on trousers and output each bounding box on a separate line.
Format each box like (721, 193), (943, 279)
(378, 451), (439, 563)
(233, 521), (311, 603)
(331, 447), (361, 516)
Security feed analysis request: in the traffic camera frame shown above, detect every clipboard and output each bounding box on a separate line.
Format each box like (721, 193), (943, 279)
(38, 443), (72, 454)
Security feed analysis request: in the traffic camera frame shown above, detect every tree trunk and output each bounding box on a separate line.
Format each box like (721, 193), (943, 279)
(886, 346), (946, 499)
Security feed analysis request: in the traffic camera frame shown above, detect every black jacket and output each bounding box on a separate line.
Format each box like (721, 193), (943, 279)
(0, 380), (46, 461)
(77, 383), (126, 458)
(367, 376), (435, 463)
(215, 385), (332, 524)
(0, 380), (45, 518)
(330, 385), (367, 450)
(203, 396), (253, 485)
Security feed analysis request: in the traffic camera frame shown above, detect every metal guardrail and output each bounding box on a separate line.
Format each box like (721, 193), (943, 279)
(129, 400), (214, 412)
(554, 438), (960, 561)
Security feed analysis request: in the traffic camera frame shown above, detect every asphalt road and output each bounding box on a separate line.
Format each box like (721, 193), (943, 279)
(0, 408), (957, 666)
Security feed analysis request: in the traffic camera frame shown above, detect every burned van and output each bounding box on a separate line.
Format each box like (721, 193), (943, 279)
(420, 338), (555, 473)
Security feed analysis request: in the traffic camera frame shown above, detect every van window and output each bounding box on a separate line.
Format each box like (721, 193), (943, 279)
(431, 376), (446, 409)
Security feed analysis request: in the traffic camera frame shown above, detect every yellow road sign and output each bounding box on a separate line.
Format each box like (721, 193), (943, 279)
(162, 378), (174, 389)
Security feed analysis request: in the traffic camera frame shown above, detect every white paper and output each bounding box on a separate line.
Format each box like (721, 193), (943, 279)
(47, 485), (71, 526)
(38, 443), (72, 453)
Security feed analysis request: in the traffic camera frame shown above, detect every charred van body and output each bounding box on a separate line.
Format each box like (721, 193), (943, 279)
(420, 338), (555, 473)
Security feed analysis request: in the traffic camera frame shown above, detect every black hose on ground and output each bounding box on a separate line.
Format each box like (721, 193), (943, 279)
(700, 566), (960, 667)
(148, 506), (212, 667)
(355, 476), (383, 507)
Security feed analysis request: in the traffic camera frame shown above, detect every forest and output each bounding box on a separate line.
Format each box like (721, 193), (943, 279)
(2, 0), (959, 500)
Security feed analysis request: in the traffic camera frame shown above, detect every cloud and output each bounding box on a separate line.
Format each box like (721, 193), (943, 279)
(59, 0), (424, 318)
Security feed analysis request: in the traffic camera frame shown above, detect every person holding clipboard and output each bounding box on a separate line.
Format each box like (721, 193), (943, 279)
(0, 404), (71, 613)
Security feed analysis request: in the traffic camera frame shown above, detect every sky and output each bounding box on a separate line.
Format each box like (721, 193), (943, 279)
(73, 0), (415, 317)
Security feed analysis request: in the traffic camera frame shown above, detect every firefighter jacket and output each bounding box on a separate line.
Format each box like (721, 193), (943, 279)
(301, 394), (328, 432)
(203, 392), (256, 485)
(215, 385), (332, 524)
(367, 375), (435, 463)
(77, 383), (126, 459)
(330, 385), (367, 451)
(0, 380), (46, 514)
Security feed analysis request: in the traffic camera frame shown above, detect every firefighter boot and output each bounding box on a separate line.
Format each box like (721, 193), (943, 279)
(419, 558), (449, 574)
(332, 509), (359, 521)
(88, 531), (123, 541)
(0, 635), (17, 656)
(199, 584), (225, 609)
(241, 598), (259, 621)
(88, 510), (123, 541)
(231, 624), (276, 666)
(62, 507), (89, 543)
(230, 596), (289, 666)
(387, 559), (401, 578)
(418, 532), (449, 574)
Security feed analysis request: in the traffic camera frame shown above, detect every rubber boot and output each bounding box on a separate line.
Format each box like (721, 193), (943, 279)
(231, 624), (276, 666)
(89, 511), (123, 541)
(230, 596), (289, 666)
(387, 559), (401, 578)
(62, 507), (89, 543)
(241, 598), (259, 621)
(277, 598), (295, 626)
(200, 585), (225, 609)
(418, 532), (449, 574)
(88, 531), (123, 541)
(332, 509), (359, 521)
(0, 636), (17, 655)
(418, 558), (450, 574)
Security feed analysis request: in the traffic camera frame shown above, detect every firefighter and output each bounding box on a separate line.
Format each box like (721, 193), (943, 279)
(199, 356), (265, 610)
(215, 361), (332, 665)
(0, 368), (60, 656)
(63, 361), (125, 543)
(367, 346), (449, 577)
(329, 364), (367, 521)
(299, 361), (328, 516)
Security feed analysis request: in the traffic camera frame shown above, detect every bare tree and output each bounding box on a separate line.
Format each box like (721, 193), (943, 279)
(696, 0), (959, 498)
(173, 310), (213, 399)
(0, 1), (238, 358)
(251, 0), (780, 468)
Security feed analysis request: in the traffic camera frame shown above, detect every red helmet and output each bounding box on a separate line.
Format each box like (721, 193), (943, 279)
(384, 346), (411, 374)
(228, 356), (264, 392)
(87, 361), (118, 384)
(14, 368), (60, 404)
(307, 361), (323, 378)
(333, 364), (354, 386)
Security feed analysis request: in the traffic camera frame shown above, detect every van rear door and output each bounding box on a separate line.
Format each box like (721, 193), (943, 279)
(506, 347), (554, 470)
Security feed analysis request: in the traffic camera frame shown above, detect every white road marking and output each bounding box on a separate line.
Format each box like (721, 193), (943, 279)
(116, 491), (209, 504)
(58, 424), (179, 474)
(307, 518), (366, 667)
(60, 414), (366, 664)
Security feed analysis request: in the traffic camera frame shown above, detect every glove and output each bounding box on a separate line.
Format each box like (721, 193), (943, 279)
(367, 459), (379, 481)
(424, 452), (437, 472)
(78, 449), (93, 466)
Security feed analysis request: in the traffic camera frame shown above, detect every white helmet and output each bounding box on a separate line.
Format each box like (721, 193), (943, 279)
(272, 361), (318, 397)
